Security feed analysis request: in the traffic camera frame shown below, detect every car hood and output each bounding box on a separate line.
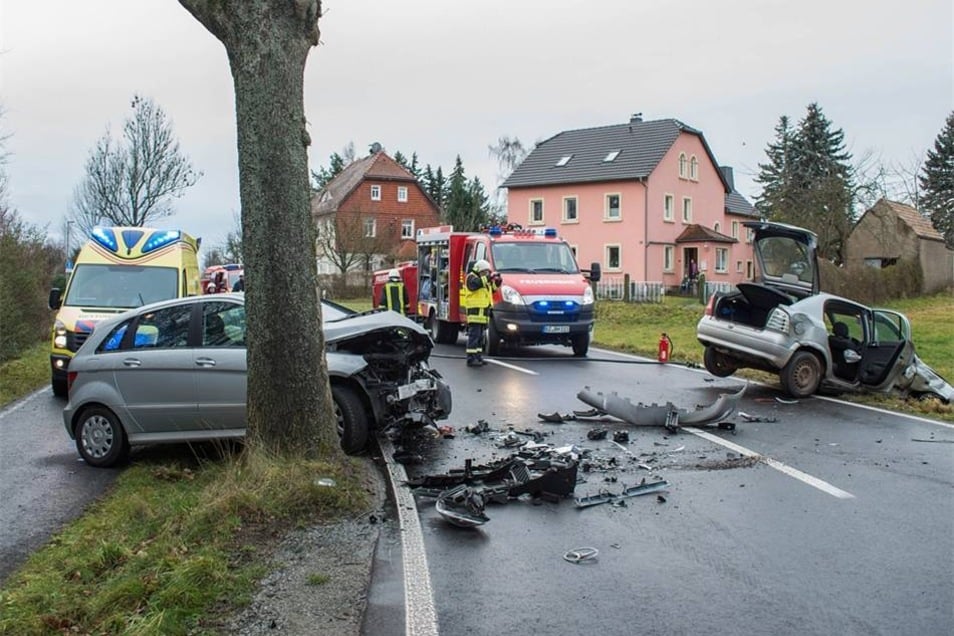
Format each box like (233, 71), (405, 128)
(745, 221), (820, 298)
(323, 310), (433, 348)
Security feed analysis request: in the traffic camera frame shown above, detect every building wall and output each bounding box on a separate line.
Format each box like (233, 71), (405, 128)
(339, 179), (440, 244)
(919, 240), (954, 293)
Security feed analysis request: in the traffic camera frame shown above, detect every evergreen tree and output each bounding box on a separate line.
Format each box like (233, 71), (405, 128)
(311, 151), (346, 191)
(919, 111), (954, 248)
(393, 150), (407, 169)
(422, 164), (447, 209)
(754, 116), (795, 220)
(444, 156), (473, 229)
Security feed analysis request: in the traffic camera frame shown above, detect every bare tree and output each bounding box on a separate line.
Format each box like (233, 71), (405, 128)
(178, 0), (338, 457)
(316, 210), (392, 289)
(488, 135), (529, 220)
(70, 95), (201, 234)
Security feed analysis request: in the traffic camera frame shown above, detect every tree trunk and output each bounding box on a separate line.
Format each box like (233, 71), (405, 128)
(178, 0), (339, 457)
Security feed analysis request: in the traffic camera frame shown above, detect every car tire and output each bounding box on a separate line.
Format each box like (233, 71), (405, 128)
(571, 332), (589, 357)
(52, 375), (68, 398)
(781, 350), (822, 398)
(74, 406), (129, 468)
(485, 319), (502, 357)
(703, 347), (737, 377)
(332, 384), (369, 455)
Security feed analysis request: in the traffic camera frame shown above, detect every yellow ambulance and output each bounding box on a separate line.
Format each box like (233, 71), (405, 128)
(48, 227), (201, 396)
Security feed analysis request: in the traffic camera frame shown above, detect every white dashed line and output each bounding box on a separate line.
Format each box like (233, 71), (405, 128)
(485, 359), (538, 375)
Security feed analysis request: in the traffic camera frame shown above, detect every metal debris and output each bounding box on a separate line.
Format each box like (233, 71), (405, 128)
(435, 485), (490, 527)
(563, 547), (599, 564)
(575, 478), (670, 508)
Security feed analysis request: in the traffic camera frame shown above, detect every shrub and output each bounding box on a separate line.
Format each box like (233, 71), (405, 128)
(819, 258), (922, 306)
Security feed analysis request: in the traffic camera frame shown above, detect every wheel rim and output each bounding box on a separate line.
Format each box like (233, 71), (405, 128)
(793, 357), (819, 391)
(334, 400), (345, 438)
(80, 415), (114, 459)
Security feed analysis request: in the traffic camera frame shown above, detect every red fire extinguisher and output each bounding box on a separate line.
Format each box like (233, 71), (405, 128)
(658, 332), (673, 363)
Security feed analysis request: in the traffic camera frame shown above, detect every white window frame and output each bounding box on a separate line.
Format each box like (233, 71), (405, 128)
(397, 186), (408, 202)
(713, 222), (721, 234)
(605, 244), (621, 271)
(746, 228), (754, 243)
(736, 260), (743, 273)
(731, 220), (740, 239)
(370, 185), (381, 201)
(678, 153), (688, 178)
(682, 197), (692, 223)
(689, 155), (699, 180)
(556, 154), (573, 167)
(401, 219), (414, 238)
(603, 150), (621, 162)
(562, 196), (578, 223)
(663, 245), (674, 272)
(605, 193), (621, 221)
(529, 199), (544, 225)
(663, 194), (674, 222)
(363, 218), (376, 238)
(715, 248), (728, 273)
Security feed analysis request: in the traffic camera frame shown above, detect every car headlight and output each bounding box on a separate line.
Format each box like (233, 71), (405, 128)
(581, 286), (594, 306)
(54, 320), (68, 348)
(499, 285), (525, 305)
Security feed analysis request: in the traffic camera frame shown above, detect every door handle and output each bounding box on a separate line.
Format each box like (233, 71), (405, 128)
(122, 358), (141, 367)
(195, 357), (217, 367)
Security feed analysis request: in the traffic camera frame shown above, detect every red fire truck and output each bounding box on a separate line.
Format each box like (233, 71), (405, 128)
(372, 224), (601, 356)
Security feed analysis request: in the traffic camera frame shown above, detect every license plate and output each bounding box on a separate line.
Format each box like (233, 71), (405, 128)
(543, 325), (570, 334)
(397, 379), (433, 400)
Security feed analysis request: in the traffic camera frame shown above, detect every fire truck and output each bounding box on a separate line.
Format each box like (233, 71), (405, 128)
(372, 224), (601, 356)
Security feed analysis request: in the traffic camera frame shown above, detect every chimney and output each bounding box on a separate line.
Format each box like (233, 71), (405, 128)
(720, 166), (735, 190)
(630, 112), (643, 123)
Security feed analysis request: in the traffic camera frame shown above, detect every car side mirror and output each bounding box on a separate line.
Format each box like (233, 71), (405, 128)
(844, 349), (862, 363)
(585, 262), (601, 282)
(49, 288), (62, 310)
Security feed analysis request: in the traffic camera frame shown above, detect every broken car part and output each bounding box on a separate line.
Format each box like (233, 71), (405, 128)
(575, 479), (670, 508)
(575, 384), (746, 430)
(435, 485), (490, 527)
(563, 547), (600, 564)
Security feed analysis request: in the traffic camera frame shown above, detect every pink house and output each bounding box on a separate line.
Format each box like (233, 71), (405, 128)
(503, 114), (758, 289)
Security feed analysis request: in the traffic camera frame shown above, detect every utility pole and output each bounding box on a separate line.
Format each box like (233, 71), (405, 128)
(65, 219), (74, 274)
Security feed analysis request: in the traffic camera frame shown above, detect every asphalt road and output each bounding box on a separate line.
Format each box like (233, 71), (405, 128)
(391, 343), (954, 636)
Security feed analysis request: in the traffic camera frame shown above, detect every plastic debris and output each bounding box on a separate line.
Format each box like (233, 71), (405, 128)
(612, 430), (630, 443)
(575, 478), (670, 508)
(435, 485), (489, 527)
(563, 547), (599, 564)
(587, 428), (608, 440)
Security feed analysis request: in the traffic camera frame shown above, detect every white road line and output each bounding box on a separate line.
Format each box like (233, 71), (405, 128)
(486, 359), (538, 375)
(377, 436), (439, 636)
(684, 427), (856, 499)
(0, 387), (50, 419)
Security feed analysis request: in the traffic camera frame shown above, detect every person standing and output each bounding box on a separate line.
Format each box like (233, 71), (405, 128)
(379, 269), (409, 315)
(462, 259), (500, 367)
(231, 273), (245, 292)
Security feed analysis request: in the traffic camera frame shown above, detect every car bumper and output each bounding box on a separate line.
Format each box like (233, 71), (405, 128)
(697, 317), (795, 369)
(492, 306), (594, 344)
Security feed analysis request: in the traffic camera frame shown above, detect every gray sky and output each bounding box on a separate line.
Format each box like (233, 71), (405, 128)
(1, 0), (952, 257)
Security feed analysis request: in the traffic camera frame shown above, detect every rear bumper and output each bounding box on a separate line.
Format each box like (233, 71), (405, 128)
(696, 316), (794, 369)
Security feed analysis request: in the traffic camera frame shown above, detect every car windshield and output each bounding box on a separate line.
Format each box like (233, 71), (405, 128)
(320, 299), (358, 322)
(64, 264), (178, 309)
(756, 236), (815, 284)
(492, 242), (580, 273)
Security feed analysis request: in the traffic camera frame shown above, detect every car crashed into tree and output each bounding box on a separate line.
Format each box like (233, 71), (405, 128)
(696, 221), (953, 402)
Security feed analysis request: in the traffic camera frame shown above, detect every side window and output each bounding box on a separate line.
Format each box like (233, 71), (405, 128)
(203, 302), (246, 347)
(134, 305), (193, 349)
(100, 320), (133, 352)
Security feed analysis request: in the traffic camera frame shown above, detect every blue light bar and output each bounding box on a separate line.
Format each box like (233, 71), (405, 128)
(91, 227), (118, 252)
(544, 228), (558, 238)
(142, 230), (182, 254)
(488, 226), (503, 237)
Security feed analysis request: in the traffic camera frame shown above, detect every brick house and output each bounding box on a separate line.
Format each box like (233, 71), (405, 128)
(845, 198), (954, 294)
(502, 115), (758, 289)
(311, 151), (440, 277)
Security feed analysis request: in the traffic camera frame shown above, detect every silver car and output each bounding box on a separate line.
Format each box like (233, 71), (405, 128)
(63, 294), (452, 467)
(697, 221), (953, 402)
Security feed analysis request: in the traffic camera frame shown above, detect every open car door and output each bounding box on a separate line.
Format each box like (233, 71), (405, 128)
(857, 309), (915, 390)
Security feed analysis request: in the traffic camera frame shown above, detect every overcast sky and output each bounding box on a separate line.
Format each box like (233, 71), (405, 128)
(1, 0), (951, 257)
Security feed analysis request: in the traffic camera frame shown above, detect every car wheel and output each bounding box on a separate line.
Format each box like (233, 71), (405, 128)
(485, 319), (502, 357)
(781, 350), (822, 398)
(74, 406), (129, 468)
(704, 347), (737, 377)
(571, 332), (589, 357)
(52, 375), (68, 398)
(332, 384), (369, 455)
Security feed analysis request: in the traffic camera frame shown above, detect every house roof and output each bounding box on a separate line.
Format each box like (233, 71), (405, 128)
(674, 224), (737, 244)
(313, 152), (422, 217)
(725, 190), (757, 217)
(502, 117), (730, 192)
(869, 198), (945, 241)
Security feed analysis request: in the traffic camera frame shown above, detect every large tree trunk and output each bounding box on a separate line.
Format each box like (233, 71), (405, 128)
(178, 0), (339, 456)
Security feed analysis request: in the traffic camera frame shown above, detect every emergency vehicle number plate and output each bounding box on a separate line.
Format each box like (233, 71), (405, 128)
(543, 325), (570, 334)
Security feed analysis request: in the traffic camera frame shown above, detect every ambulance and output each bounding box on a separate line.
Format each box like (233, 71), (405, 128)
(48, 227), (201, 396)
(373, 224), (600, 356)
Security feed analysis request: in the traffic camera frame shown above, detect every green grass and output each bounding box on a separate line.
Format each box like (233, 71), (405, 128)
(0, 342), (48, 406)
(0, 450), (370, 635)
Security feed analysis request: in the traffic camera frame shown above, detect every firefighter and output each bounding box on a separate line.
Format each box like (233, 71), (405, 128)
(379, 268), (409, 315)
(462, 259), (500, 367)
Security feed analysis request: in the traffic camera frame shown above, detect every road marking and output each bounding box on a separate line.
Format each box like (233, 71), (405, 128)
(486, 359), (538, 375)
(378, 436), (439, 636)
(684, 427), (856, 499)
(0, 387), (50, 419)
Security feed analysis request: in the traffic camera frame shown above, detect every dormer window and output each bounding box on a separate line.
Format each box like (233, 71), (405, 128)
(555, 155), (573, 167)
(678, 153), (688, 178)
(603, 150), (621, 162)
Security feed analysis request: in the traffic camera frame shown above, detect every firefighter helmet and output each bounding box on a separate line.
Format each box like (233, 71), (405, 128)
(473, 259), (491, 273)
(388, 268), (401, 280)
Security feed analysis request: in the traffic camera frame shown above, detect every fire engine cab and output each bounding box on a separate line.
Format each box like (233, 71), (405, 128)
(373, 224), (600, 356)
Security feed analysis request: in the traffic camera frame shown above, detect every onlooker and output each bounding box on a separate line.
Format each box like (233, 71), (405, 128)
(231, 273), (245, 292)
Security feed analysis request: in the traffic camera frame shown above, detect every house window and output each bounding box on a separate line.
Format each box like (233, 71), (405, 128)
(664, 245), (674, 272)
(605, 194), (620, 220)
(401, 219), (414, 238)
(397, 186), (408, 202)
(746, 228), (754, 243)
(563, 196), (578, 223)
(746, 260), (753, 279)
(606, 245), (621, 270)
(713, 222), (721, 234)
(603, 150), (621, 162)
(736, 260), (743, 273)
(370, 185), (381, 201)
(530, 199), (544, 224)
(731, 221), (739, 238)
(682, 197), (692, 223)
(715, 248), (728, 273)
(689, 156), (698, 180)
(556, 154), (573, 167)
(663, 194), (674, 221)
(363, 218), (376, 238)
(678, 153), (688, 178)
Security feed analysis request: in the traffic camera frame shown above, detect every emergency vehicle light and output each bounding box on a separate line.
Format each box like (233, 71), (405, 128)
(142, 230), (183, 254)
(91, 227), (119, 252)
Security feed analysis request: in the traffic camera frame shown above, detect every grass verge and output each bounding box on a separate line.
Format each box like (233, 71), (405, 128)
(0, 342), (48, 407)
(0, 449), (370, 635)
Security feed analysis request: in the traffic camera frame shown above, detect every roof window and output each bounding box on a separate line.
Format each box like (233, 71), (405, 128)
(603, 150), (621, 162)
(555, 154), (573, 167)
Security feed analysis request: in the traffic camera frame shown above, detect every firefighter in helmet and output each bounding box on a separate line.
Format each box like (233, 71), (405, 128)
(379, 268), (410, 315)
(462, 259), (500, 367)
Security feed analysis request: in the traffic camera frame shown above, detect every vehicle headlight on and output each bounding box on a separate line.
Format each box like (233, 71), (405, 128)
(54, 320), (68, 348)
(581, 286), (595, 306)
(765, 307), (791, 334)
(499, 285), (525, 305)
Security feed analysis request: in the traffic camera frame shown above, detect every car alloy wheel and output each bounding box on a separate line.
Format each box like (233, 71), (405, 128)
(75, 406), (129, 467)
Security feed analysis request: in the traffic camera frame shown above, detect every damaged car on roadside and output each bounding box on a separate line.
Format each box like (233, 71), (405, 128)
(63, 294), (452, 467)
(697, 221), (953, 402)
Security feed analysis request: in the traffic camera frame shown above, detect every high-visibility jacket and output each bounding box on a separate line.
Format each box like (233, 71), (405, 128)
(462, 269), (497, 325)
(379, 281), (409, 315)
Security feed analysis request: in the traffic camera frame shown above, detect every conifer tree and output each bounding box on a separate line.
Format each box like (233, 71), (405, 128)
(919, 111), (954, 248)
(754, 116), (795, 220)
